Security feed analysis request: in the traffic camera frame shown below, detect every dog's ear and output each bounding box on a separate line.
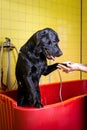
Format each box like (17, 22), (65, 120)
(33, 29), (48, 45)
(33, 32), (40, 45)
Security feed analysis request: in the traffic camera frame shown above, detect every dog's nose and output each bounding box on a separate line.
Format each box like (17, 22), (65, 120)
(56, 50), (63, 57)
(59, 50), (63, 56)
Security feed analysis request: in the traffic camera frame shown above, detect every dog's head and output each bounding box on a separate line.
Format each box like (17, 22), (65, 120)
(34, 28), (63, 60)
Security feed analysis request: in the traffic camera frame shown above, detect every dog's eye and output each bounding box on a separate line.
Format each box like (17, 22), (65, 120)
(52, 40), (56, 43)
(48, 41), (51, 45)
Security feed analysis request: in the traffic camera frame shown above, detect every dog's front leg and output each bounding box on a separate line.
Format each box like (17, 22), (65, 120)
(43, 63), (58, 75)
(23, 76), (43, 108)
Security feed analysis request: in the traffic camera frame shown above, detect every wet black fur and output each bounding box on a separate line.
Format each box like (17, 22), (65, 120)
(15, 28), (62, 108)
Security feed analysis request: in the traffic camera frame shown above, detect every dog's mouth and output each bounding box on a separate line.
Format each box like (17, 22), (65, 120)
(45, 49), (55, 61)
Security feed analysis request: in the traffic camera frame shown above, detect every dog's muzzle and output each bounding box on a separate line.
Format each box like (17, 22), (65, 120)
(55, 50), (63, 57)
(45, 48), (63, 61)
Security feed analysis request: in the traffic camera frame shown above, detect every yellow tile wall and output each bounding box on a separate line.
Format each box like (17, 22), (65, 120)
(0, 0), (87, 87)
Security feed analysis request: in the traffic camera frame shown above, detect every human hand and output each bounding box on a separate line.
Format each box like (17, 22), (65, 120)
(57, 62), (79, 73)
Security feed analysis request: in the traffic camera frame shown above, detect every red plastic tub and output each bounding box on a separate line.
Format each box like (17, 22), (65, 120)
(0, 80), (87, 130)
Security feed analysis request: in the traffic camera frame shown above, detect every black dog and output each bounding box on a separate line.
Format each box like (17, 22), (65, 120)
(16, 28), (62, 108)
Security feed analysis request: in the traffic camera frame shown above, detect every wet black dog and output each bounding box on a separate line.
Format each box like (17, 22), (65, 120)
(16, 28), (62, 108)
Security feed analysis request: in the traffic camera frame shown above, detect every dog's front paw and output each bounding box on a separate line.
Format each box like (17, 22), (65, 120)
(34, 103), (43, 108)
